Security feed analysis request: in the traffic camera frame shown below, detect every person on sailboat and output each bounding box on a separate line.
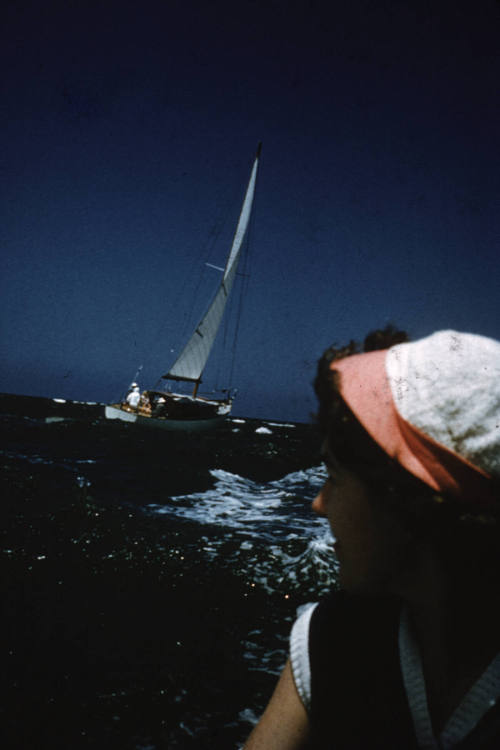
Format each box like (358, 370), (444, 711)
(125, 385), (141, 410)
(243, 328), (500, 749)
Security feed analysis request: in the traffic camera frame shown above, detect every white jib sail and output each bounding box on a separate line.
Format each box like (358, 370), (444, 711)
(165, 146), (261, 384)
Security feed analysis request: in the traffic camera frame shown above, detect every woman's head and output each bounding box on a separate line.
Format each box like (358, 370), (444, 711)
(314, 327), (500, 591)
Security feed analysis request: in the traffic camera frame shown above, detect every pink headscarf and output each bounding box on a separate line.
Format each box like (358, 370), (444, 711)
(331, 331), (500, 508)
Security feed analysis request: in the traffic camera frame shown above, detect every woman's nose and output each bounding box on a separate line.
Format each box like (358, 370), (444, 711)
(312, 485), (328, 516)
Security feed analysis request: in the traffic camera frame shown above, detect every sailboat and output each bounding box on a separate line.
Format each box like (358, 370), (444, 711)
(105, 143), (261, 429)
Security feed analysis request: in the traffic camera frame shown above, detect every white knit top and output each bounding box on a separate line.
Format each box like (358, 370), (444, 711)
(290, 603), (500, 748)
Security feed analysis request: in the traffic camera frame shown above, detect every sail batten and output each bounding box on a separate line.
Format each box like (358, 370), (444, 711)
(165, 146), (260, 384)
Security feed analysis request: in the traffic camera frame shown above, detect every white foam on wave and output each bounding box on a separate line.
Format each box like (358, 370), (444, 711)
(150, 466), (327, 533)
(152, 468), (285, 532)
(255, 426), (272, 434)
(53, 398), (66, 403)
(148, 464), (337, 595)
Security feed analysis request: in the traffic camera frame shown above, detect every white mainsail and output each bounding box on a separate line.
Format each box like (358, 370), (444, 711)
(163, 144), (261, 385)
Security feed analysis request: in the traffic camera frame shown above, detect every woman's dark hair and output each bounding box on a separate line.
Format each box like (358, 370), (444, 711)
(314, 325), (499, 578)
(314, 326), (433, 514)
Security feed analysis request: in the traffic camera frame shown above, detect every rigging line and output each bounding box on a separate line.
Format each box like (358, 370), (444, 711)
(225, 234), (250, 390)
(215, 262), (239, 390)
(175, 179), (241, 348)
(216, 209), (253, 391)
(220, 149), (261, 391)
(175, 220), (225, 346)
(226, 173), (259, 389)
(156, 191), (231, 358)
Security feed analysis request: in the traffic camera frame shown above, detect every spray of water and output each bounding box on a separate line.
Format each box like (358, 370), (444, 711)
(148, 466), (338, 597)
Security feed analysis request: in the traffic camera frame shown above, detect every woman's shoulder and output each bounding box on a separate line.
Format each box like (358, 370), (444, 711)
(311, 588), (402, 634)
(289, 590), (403, 714)
(309, 590), (405, 702)
(291, 589), (403, 659)
(298, 590), (417, 747)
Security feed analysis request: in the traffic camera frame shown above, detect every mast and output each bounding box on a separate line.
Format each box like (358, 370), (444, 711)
(162, 144), (261, 390)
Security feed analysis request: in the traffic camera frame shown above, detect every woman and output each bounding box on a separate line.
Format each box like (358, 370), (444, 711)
(243, 328), (500, 749)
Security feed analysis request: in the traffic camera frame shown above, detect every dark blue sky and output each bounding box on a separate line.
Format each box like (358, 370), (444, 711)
(2, 0), (499, 422)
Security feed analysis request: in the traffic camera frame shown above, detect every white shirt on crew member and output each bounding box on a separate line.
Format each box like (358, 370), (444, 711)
(126, 388), (141, 408)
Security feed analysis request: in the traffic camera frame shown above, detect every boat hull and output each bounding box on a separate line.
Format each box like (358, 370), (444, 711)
(104, 402), (230, 431)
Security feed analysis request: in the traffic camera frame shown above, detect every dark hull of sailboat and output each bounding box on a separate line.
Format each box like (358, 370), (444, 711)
(104, 395), (232, 431)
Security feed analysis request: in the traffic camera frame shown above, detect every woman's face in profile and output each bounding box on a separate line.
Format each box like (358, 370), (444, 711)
(313, 443), (418, 594)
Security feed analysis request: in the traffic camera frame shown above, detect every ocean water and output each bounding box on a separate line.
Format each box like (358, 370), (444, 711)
(1, 394), (338, 749)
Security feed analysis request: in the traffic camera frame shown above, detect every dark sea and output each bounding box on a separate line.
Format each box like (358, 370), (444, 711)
(1, 394), (338, 749)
